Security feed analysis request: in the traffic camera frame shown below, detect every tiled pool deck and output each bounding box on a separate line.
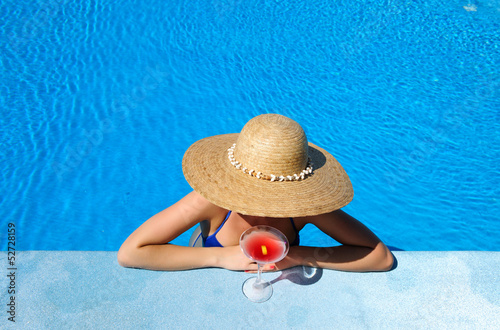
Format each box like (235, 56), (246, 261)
(1, 251), (499, 329)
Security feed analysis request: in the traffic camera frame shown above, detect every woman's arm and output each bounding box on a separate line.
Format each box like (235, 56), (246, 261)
(117, 191), (254, 271)
(277, 210), (394, 272)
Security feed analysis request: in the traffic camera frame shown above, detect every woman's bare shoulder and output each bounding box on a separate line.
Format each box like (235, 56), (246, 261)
(177, 191), (227, 221)
(297, 209), (351, 224)
(119, 191), (225, 250)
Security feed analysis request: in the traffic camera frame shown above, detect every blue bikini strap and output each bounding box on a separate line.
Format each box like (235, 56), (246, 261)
(213, 211), (231, 235)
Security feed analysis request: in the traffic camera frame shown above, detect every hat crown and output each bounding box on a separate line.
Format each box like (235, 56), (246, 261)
(234, 114), (308, 176)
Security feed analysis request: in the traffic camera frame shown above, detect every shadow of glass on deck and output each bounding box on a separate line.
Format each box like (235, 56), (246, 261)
(270, 266), (323, 286)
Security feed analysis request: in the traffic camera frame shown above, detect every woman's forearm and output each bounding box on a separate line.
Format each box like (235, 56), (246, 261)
(118, 244), (221, 271)
(117, 242), (394, 272)
(286, 243), (393, 272)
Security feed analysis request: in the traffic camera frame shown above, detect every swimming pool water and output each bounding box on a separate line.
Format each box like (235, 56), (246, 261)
(1, 0), (499, 251)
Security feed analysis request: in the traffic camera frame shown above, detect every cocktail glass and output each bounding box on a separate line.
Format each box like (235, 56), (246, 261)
(239, 225), (289, 302)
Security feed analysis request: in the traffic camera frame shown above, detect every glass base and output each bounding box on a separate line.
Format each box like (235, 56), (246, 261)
(242, 276), (273, 303)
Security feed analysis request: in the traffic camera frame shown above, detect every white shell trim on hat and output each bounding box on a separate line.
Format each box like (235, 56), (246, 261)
(227, 144), (313, 182)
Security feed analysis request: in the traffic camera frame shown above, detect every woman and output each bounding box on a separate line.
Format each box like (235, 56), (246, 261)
(118, 114), (393, 272)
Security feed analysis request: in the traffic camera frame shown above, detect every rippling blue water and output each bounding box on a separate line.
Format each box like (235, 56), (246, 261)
(1, 0), (499, 251)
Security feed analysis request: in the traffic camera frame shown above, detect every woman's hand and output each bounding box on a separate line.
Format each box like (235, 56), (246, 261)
(273, 254), (301, 271)
(216, 245), (300, 272)
(264, 246), (303, 272)
(240, 247), (302, 273)
(216, 245), (258, 271)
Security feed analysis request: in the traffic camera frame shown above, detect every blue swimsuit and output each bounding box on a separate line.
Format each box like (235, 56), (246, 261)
(203, 211), (300, 247)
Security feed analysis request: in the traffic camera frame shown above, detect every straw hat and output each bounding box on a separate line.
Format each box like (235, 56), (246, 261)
(182, 114), (353, 217)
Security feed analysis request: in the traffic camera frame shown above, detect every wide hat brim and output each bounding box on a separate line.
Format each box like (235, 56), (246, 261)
(182, 133), (354, 218)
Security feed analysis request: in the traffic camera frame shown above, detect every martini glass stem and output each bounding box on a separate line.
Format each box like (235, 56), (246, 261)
(256, 264), (262, 284)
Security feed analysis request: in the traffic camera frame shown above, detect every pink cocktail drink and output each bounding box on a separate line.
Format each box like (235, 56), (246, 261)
(239, 225), (290, 303)
(241, 231), (287, 264)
